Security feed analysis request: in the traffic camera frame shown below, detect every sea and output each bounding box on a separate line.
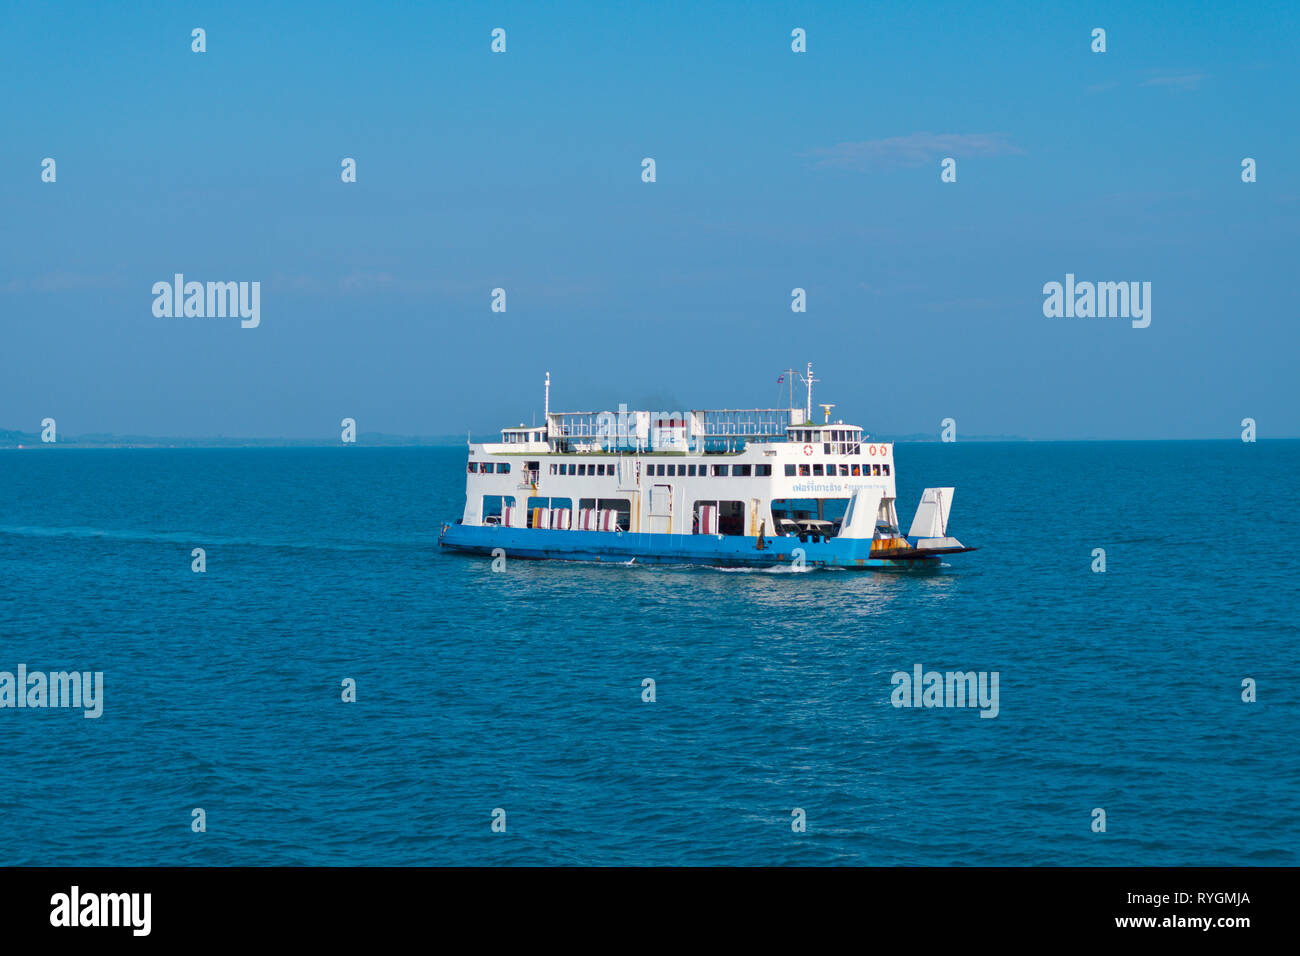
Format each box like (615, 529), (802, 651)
(1, 441), (1296, 865)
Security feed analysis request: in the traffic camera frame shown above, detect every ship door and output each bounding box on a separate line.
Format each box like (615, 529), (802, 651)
(649, 483), (672, 534)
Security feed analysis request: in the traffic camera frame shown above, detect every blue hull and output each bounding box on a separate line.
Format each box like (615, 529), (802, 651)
(437, 523), (940, 569)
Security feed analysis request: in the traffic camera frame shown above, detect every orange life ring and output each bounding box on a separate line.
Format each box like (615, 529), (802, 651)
(803, 444), (813, 456)
(869, 444), (877, 455)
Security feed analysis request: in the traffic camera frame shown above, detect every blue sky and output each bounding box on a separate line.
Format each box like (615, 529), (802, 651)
(2, 1), (1297, 439)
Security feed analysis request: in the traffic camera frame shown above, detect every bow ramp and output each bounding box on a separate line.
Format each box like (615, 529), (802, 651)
(906, 487), (974, 554)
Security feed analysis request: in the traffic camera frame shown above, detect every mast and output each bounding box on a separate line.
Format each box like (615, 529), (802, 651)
(800, 362), (818, 420)
(544, 371), (550, 420)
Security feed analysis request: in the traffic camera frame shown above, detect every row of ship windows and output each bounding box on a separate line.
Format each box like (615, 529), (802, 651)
(468, 460), (891, 478)
(642, 463), (774, 477)
(790, 429), (860, 443)
(787, 462), (890, 477)
(554, 462), (627, 476)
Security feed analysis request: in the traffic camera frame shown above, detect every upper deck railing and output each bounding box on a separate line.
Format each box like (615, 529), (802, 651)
(546, 408), (802, 452)
(699, 408), (794, 439)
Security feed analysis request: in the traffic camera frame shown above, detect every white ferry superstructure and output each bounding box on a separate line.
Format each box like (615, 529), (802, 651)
(438, 366), (974, 569)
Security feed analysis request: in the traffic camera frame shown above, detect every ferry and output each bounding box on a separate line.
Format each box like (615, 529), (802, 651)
(438, 366), (975, 569)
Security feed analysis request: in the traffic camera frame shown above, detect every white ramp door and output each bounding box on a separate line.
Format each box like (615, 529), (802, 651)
(649, 483), (672, 534)
(907, 487), (954, 539)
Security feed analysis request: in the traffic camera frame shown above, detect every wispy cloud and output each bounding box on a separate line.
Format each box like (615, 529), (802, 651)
(807, 132), (1022, 170)
(1141, 72), (1207, 91)
(1085, 80), (1121, 95)
(0, 272), (128, 294)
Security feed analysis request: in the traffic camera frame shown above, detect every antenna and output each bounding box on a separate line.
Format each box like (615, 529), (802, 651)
(819, 403), (835, 423)
(800, 362), (819, 420)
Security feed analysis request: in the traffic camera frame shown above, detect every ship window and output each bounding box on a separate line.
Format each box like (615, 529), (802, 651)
(467, 462), (476, 473)
(824, 443), (832, 455)
(499, 463), (510, 474)
(883, 464), (891, 476)
(711, 464), (729, 477)
(851, 464), (861, 476)
(734, 464), (752, 476)
(549, 464), (556, 475)
(812, 464), (823, 476)
(872, 464), (881, 476)
(757, 464), (772, 476)
(839, 464), (849, 476)
(799, 464), (810, 476)
(784, 464), (796, 476)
